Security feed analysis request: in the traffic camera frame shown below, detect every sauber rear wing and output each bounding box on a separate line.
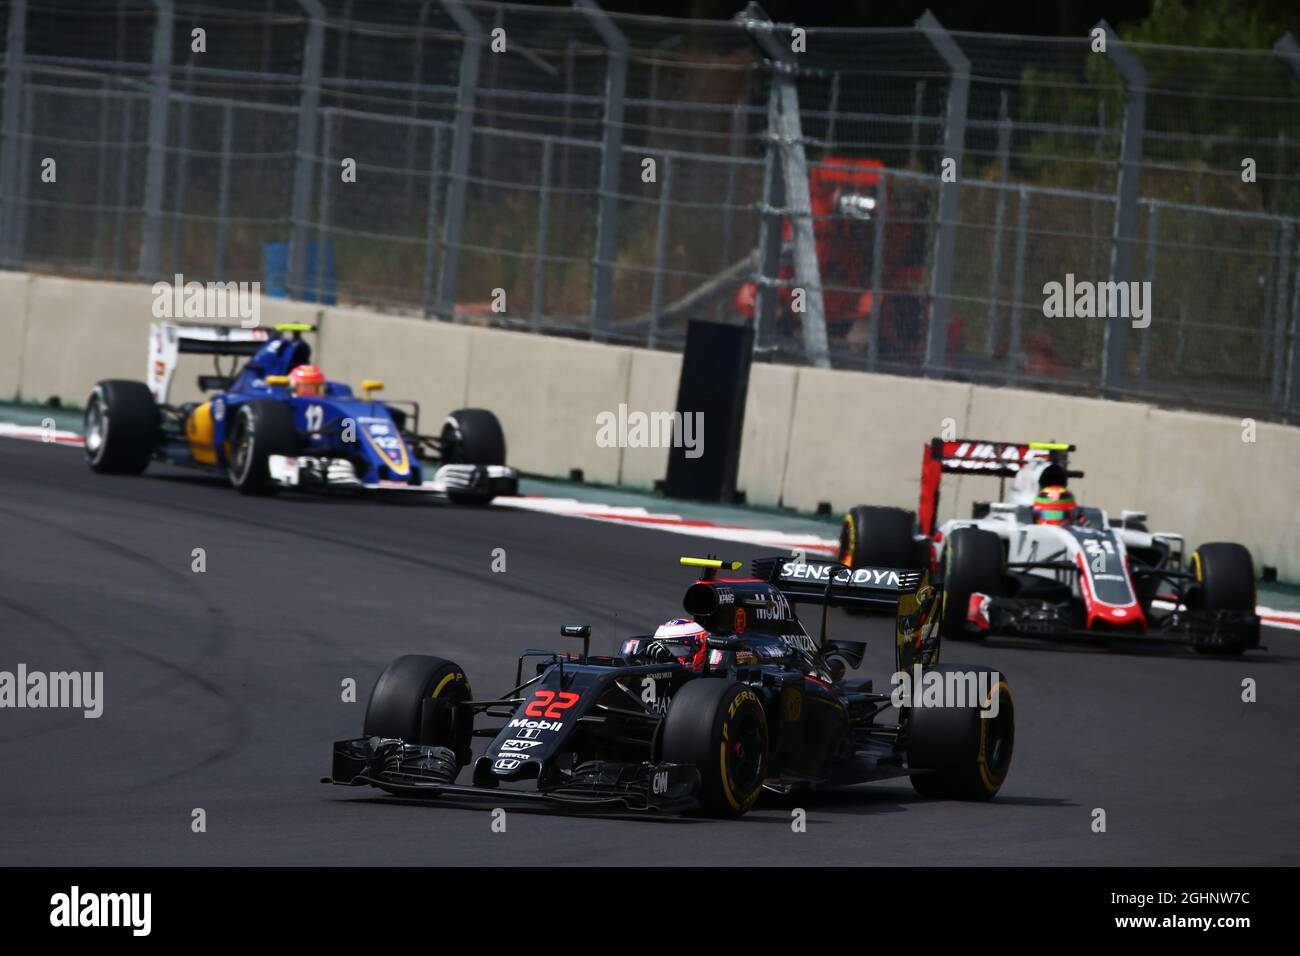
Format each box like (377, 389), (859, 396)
(919, 437), (1083, 536)
(148, 321), (317, 402)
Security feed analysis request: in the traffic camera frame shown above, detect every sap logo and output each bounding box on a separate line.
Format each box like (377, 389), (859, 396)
(500, 739), (541, 751)
(508, 718), (562, 732)
(652, 771), (669, 795)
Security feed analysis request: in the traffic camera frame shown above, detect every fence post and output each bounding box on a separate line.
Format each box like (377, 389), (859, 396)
(917, 11), (968, 377)
(434, 0), (483, 320)
(1097, 19), (1146, 395)
(1008, 187), (1030, 386)
(577, 0), (627, 341)
(984, 89), (1011, 358)
(13, 84), (33, 264)
(1270, 222), (1293, 412)
(740, 1), (829, 368)
(170, 67), (194, 276)
(314, 109), (334, 304)
(288, 0), (325, 299)
(112, 96), (133, 280)
(1137, 202), (1158, 382)
(648, 155), (674, 348)
(754, 88), (784, 354)
(715, 99), (745, 322)
(1276, 33), (1300, 419)
(0, 0), (28, 267)
(137, 0), (174, 282)
(867, 172), (888, 372)
(214, 102), (233, 278)
(422, 125), (445, 319)
(531, 137), (553, 332)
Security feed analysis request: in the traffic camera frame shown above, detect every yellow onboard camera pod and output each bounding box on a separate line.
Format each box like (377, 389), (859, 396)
(680, 557), (743, 581)
(360, 379), (385, 400)
(264, 375), (290, 386)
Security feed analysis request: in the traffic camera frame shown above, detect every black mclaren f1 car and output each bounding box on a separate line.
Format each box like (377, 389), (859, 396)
(323, 556), (1015, 816)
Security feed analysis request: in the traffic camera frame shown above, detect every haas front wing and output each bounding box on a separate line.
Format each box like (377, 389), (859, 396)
(327, 663), (701, 811)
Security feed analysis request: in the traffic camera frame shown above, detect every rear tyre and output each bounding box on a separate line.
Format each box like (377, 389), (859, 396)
(662, 680), (768, 818)
(228, 399), (298, 495)
(941, 527), (1004, 641)
(84, 380), (158, 475)
(906, 664), (1014, 800)
(1191, 543), (1257, 656)
(839, 505), (921, 569)
(363, 655), (474, 767)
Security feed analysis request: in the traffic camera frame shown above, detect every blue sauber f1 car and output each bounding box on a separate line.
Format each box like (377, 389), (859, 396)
(83, 321), (517, 503)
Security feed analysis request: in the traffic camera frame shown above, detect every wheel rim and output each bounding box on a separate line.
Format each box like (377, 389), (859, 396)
(84, 392), (107, 460)
(230, 412), (254, 484)
(980, 686), (1014, 786)
(725, 705), (766, 802)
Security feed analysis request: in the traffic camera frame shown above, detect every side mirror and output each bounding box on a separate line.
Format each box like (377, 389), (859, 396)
(560, 624), (590, 660)
(705, 635), (742, 651)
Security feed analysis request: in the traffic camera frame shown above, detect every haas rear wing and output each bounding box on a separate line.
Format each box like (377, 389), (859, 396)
(754, 557), (943, 672)
(919, 437), (1083, 535)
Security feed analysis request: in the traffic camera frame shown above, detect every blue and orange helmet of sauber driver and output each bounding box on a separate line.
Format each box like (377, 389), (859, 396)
(1033, 485), (1077, 526)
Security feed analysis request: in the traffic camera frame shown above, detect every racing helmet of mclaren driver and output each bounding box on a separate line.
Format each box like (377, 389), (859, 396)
(620, 619), (709, 668)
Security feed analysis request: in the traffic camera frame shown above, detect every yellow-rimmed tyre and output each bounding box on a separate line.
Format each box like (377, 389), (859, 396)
(839, 505), (921, 569)
(363, 655), (474, 767)
(662, 680), (768, 817)
(1190, 543), (1257, 656)
(905, 664), (1014, 800)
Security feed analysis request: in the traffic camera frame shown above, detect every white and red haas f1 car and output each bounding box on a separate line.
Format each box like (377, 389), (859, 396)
(839, 438), (1261, 655)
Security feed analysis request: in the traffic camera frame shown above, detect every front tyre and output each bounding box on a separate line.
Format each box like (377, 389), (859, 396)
(84, 380), (159, 475)
(662, 680), (768, 817)
(1190, 543), (1258, 655)
(363, 655), (474, 767)
(906, 664), (1014, 800)
(227, 399), (298, 495)
(941, 527), (1004, 641)
(441, 408), (506, 466)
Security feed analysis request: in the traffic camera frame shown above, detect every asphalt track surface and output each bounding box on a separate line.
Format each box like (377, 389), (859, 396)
(1, 437), (1297, 866)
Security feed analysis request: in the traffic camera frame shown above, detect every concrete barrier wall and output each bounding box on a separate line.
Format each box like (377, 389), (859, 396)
(0, 271), (30, 399)
(5, 273), (1298, 579)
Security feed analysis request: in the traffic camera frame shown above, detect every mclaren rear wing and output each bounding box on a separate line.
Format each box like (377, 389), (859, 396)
(919, 437), (1083, 535)
(753, 556), (942, 671)
(754, 556), (920, 611)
